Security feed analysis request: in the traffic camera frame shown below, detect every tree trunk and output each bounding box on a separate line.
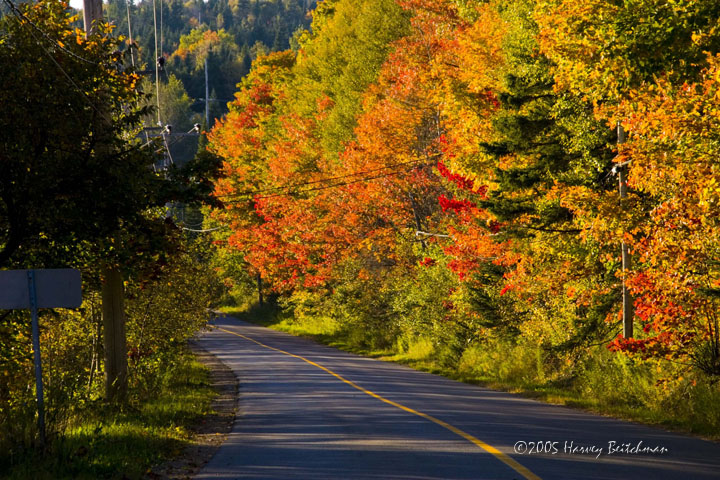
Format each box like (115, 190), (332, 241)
(102, 267), (127, 402)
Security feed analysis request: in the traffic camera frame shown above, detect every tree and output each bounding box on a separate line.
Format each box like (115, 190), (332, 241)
(596, 57), (720, 375)
(535, 0), (720, 372)
(535, 0), (720, 103)
(144, 73), (196, 131)
(288, 0), (411, 155)
(0, 0), (218, 404)
(0, 0), (161, 269)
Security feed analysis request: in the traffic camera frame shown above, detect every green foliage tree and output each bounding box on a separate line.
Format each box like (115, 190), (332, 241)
(0, 0), (159, 269)
(102, 0), (315, 121)
(467, 0), (619, 349)
(0, 0), (224, 455)
(289, 0), (410, 154)
(145, 73), (197, 130)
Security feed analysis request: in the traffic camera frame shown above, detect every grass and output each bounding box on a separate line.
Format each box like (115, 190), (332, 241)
(220, 303), (720, 441)
(2, 349), (216, 480)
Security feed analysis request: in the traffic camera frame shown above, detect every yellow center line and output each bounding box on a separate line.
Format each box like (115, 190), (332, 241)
(217, 325), (541, 480)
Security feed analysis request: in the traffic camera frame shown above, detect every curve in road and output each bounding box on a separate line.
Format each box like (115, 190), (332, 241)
(195, 314), (720, 480)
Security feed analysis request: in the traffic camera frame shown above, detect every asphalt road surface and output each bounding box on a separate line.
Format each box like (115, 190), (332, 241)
(194, 314), (720, 480)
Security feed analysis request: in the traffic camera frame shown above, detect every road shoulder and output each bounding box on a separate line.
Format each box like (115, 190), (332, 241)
(147, 340), (239, 479)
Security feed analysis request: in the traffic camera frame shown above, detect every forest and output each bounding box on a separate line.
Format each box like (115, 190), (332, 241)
(104, 0), (314, 119)
(103, 0), (316, 163)
(208, 0), (720, 435)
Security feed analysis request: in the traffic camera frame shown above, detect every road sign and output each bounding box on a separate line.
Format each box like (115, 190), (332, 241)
(0, 269), (82, 309)
(0, 268), (82, 447)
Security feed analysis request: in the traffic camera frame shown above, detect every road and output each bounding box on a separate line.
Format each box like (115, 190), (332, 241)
(194, 314), (720, 480)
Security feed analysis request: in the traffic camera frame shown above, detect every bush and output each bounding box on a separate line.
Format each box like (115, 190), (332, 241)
(0, 236), (222, 472)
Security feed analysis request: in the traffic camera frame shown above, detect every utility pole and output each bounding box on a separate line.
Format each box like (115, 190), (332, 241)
(409, 194), (427, 250)
(84, 0), (128, 402)
(101, 267), (127, 400)
(125, 0), (134, 66)
(257, 272), (263, 306)
(618, 123), (633, 339)
(205, 57), (209, 127)
(82, 0), (101, 33)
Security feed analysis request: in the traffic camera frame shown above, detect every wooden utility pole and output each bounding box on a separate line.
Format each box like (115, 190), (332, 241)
(82, 0), (101, 33)
(84, 0), (128, 401)
(205, 57), (210, 127)
(101, 266), (127, 400)
(257, 272), (263, 306)
(618, 123), (633, 339)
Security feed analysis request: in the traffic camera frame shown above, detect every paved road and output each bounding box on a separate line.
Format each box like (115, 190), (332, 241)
(194, 315), (720, 480)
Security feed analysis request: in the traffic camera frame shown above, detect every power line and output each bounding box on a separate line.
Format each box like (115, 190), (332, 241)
(181, 225), (226, 233)
(2, 0), (97, 65)
(152, 0), (161, 125)
(219, 162), (433, 203)
(179, 219), (205, 228)
(216, 158), (433, 200)
(159, 0), (164, 58)
(1, 0), (106, 119)
(161, 133), (174, 166)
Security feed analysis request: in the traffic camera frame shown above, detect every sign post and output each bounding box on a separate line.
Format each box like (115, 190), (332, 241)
(0, 269), (82, 447)
(27, 270), (47, 446)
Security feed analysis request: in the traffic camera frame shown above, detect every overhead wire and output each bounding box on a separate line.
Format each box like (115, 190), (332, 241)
(179, 218), (206, 228)
(118, 0), (170, 167)
(161, 132), (174, 166)
(139, 126), (200, 149)
(219, 161), (434, 203)
(159, 0), (163, 60)
(152, 0), (161, 125)
(1, 0), (106, 119)
(104, 0), (111, 28)
(181, 225), (226, 233)
(215, 158), (433, 200)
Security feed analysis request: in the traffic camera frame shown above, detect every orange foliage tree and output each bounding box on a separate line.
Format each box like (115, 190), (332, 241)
(537, 0), (720, 371)
(208, 0), (720, 378)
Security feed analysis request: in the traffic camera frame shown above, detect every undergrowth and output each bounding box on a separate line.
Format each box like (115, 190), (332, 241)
(1, 350), (215, 480)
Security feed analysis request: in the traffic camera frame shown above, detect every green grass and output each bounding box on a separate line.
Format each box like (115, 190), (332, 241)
(384, 346), (720, 440)
(3, 350), (216, 480)
(222, 303), (350, 348)
(220, 303), (720, 441)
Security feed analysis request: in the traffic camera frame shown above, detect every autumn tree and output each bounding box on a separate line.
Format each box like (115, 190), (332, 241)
(536, 0), (720, 373)
(289, 0), (411, 155)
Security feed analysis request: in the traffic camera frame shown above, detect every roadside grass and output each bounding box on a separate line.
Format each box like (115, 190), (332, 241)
(2, 349), (216, 480)
(221, 303), (351, 349)
(220, 303), (720, 441)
